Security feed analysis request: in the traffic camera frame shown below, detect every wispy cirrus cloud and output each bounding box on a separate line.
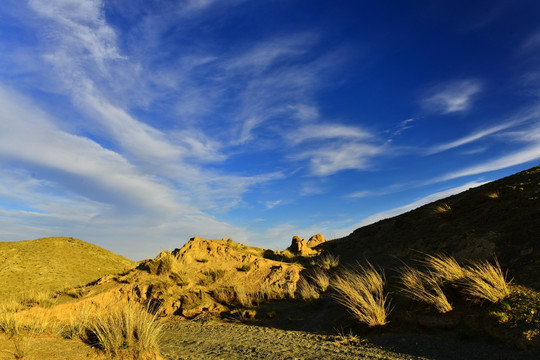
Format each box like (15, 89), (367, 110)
(426, 105), (540, 155)
(422, 79), (482, 114)
(296, 142), (385, 176)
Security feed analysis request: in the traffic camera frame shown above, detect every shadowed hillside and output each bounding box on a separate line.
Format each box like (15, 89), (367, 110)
(0, 237), (135, 300)
(323, 165), (540, 290)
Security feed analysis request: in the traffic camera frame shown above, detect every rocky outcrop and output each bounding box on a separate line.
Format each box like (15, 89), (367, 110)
(307, 233), (326, 248)
(288, 236), (309, 256)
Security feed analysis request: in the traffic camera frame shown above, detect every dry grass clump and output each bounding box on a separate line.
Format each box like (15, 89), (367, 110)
(462, 259), (510, 303)
(156, 251), (175, 275)
(423, 254), (466, 283)
(86, 302), (163, 359)
(432, 202), (451, 214)
(317, 253), (340, 270)
(332, 264), (390, 326)
(233, 285), (260, 308)
(399, 265), (453, 313)
(0, 301), (23, 337)
(307, 268), (330, 292)
(297, 277), (320, 303)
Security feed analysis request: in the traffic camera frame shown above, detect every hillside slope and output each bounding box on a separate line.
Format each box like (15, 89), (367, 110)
(0, 236), (135, 299)
(323, 165), (540, 289)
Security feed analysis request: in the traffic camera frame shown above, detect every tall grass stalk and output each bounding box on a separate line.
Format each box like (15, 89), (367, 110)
(332, 264), (390, 326)
(399, 265), (452, 313)
(462, 259), (510, 303)
(87, 303), (163, 359)
(423, 254), (465, 283)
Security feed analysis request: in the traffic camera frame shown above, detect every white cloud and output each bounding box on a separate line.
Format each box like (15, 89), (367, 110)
(264, 200), (282, 209)
(427, 106), (540, 154)
(226, 33), (317, 73)
(296, 142), (384, 176)
(290, 123), (372, 145)
(435, 143), (540, 183)
(422, 79), (481, 114)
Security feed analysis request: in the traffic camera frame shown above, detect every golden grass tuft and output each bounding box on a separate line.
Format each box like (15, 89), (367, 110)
(317, 253), (340, 270)
(332, 264), (390, 326)
(307, 268), (331, 292)
(399, 265), (453, 313)
(423, 254), (466, 283)
(156, 250), (175, 275)
(297, 277), (320, 302)
(462, 259), (511, 303)
(432, 202), (451, 214)
(86, 302), (163, 359)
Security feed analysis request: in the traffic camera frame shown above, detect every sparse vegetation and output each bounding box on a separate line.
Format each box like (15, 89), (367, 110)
(462, 259), (511, 303)
(423, 253), (466, 283)
(307, 268), (330, 292)
(316, 253), (340, 270)
(86, 302), (163, 359)
(332, 264), (390, 326)
(297, 277), (320, 302)
(237, 264), (252, 272)
(156, 251), (175, 275)
(432, 202), (452, 214)
(399, 265), (453, 313)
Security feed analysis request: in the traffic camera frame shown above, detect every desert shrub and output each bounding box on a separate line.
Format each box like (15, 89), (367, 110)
(156, 251), (175, 275)
(317, 253), (340, 270)
(432, 202), (451, 214)
(399, 265), (452, 313)
(212, 287), (236, 305)
(86, 303), (163, 359)
(332, 264), (390, 326)
(423, 254), (466, 283)
(20, 290), (56, 308)
(169, 272), (189, 287)
(307, 268), (330, 292)
(462, 259), (510, 303)
(234, 285), (258, 308)
(199, 269), (226, 285)
(297, 277), (320, 303)
(237, 264), (252, 272)
(64, 285), (90, 299)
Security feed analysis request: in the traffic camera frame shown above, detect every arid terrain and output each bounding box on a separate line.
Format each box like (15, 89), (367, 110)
(1, 165), (539, 359)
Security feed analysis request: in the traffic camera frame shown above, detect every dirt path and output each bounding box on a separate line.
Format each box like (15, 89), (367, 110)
(159, 320), (539, 360)
(160, 320), (421, 360)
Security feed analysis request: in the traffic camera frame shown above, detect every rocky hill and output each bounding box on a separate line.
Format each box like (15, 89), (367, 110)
(323, 165), (540, 290)
(0, 236), (135, 299)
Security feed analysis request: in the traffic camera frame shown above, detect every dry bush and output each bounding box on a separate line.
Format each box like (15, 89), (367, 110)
(212, 286), (236, 305)
(485, 191), (500, 199)
(86, 302), (163, 359)
(20, 290), (56, 308)
(317, 253), (340, 270)
(399, 265), (452, 313)
(234, 285), (259, 308)
(432, 202), (451, 214)
(64, 285), (90, 299)
(423, 254), (466, 283)
(297, 277), (320, 302)
(462, 259), (510, 303)
(156, 251), (175, 275)
(332, 264), (390, 326)
(307, 268), (330, 292)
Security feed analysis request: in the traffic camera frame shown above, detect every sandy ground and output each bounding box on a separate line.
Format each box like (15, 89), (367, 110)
(159, 320), (540, 360)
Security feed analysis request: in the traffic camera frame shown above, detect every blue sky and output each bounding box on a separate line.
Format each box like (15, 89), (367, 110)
(1, 1), (540, 260)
